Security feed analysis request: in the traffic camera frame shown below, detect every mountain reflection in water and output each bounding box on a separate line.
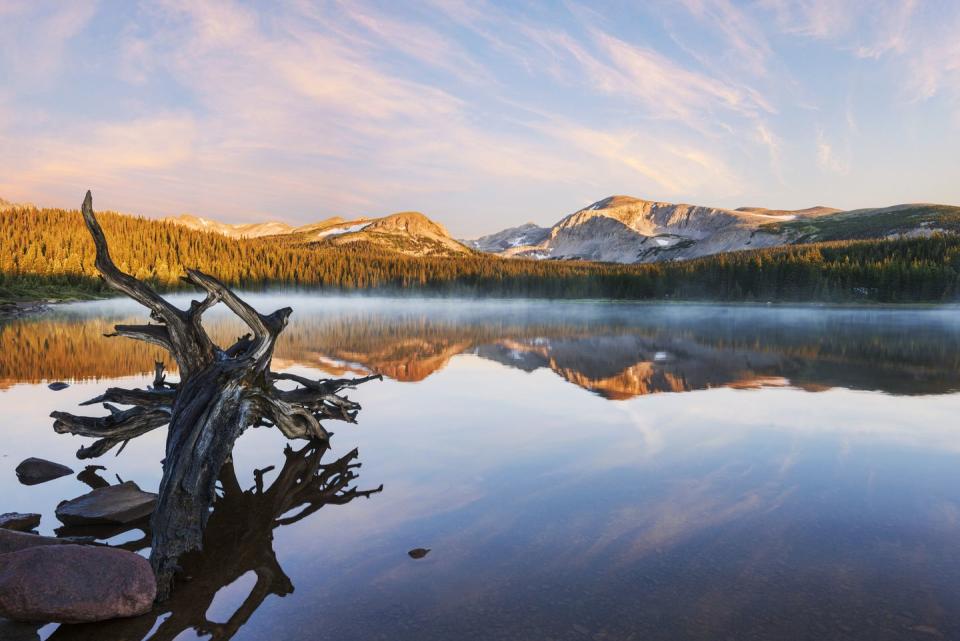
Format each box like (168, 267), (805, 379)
(3, 296), (960, 397)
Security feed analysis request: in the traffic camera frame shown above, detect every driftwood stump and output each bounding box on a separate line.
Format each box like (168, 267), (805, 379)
(51, 192), (381, 599)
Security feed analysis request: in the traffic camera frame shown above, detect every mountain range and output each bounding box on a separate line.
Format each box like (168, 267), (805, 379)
(466, 196), (845, 262)
(4, 193), (957, 264)
(164, 195), (960, 264)
(168, 210), (469, 257)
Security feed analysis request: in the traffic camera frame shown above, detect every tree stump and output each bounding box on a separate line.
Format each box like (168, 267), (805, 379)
(51, 192), (381, 599)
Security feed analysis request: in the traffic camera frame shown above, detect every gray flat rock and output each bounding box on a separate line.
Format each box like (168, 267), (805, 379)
(55, 482), (157, 526)
(15, 458), (73, 486)
(0, 514), (40, 532)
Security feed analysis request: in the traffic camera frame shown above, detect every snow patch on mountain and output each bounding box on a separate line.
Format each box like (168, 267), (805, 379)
(312, 222), (370, 239)
(465, 222), (550, 253)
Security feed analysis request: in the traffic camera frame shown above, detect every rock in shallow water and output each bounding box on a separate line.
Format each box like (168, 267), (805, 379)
(15, 458), (73, 486)
(47, 382), (69, 391)
(0, 545), (156, 623)
(0, 530), (74, 555)
(0, 514), (40, 532)
(55, 482), (157, 526)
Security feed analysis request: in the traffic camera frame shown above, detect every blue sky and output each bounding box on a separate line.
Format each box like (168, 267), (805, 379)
(1, 0), (958, 236)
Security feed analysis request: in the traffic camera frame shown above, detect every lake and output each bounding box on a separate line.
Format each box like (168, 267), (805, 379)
(3, 295), (960, 641)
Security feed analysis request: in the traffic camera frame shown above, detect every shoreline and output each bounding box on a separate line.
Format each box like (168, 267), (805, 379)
(2, 291), (958, 323)
(0, 300), (53, 320)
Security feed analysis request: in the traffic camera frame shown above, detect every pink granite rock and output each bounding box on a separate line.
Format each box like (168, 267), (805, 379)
(0, 545), (156, 623)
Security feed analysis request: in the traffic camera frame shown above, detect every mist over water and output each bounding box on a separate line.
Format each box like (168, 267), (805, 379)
(3, 296), (960, 640)
(7, 294), (960, 395)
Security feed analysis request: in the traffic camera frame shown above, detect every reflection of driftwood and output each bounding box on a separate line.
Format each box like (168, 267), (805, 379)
(50, 192), (380, 599)
(47, 441), (381, 641)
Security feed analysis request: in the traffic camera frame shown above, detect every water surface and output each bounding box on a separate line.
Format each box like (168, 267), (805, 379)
(2, 296), (960, 640)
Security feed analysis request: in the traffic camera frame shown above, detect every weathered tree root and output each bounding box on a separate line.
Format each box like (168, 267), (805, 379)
(51, 192), (380, 600)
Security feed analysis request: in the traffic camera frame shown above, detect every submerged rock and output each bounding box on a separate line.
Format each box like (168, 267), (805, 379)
(55, 482), (157, 526)
(0, 530), (73, 555)
(408, 547), (431, 559)
(0, 545), (155, 623)
(15, 458), (73, 486)
(0, 514), (40, 532)
(47, 382), (69, 391)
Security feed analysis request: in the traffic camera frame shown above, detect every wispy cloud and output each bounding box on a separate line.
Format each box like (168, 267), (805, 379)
(0, 0), (97, 84)
(0, 0), (957, 231)
(329, 1), (493, 84)
(816, 129), (850, 175)
(755, 122), (785, 184)
(765, 1), (960, 118)
(854, 0), (917, 58)
(672, 0), (774, 76)
(762, 0), (919, 59)
(762, 0), (857, 39)
(513, 22), (774, 133)
(901, 13), (960, 105)
(0, 0), (772, 228)
(537, 119), (744, 198)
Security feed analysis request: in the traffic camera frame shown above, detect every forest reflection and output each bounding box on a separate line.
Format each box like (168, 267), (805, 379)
(3, 300), (960, 397)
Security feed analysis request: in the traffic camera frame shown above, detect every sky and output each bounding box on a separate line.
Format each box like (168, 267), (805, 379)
(1, 0), (958, 237)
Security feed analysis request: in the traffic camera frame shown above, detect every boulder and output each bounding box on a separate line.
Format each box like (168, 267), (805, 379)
(47, 382), (69, 391)
(56, 482), (157, 526)
(0, 545), (155, 623)
(0, 530), (72, 555)
(15, 458), (73, 486)
(0, 514), (40, 532)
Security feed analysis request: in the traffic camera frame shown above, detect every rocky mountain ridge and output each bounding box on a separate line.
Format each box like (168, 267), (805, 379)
(166, 210), (471, 257)
(168, 214), (296, 238)
(468, 195), (852, 263)
(154, 194), (960, 264)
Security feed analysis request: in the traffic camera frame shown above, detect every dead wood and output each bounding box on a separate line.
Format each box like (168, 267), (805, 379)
(51, 192), (380, 600)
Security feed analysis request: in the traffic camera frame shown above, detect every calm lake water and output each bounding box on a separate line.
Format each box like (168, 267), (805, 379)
(3, 295), (960, 641)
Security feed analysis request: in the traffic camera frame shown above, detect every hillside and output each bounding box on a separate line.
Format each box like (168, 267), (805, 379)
(468, 196), (960, 264)
(167, 214), (296, 238)
(2, 204), (959, 304)
(0, 196), (33, 212)
(166, 210), (471, 257)
(304, 211), (471, 257)
(760, 204), (960, 242)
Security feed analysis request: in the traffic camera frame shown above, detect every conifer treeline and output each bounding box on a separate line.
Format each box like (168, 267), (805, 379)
(2, 206), (959, 303)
